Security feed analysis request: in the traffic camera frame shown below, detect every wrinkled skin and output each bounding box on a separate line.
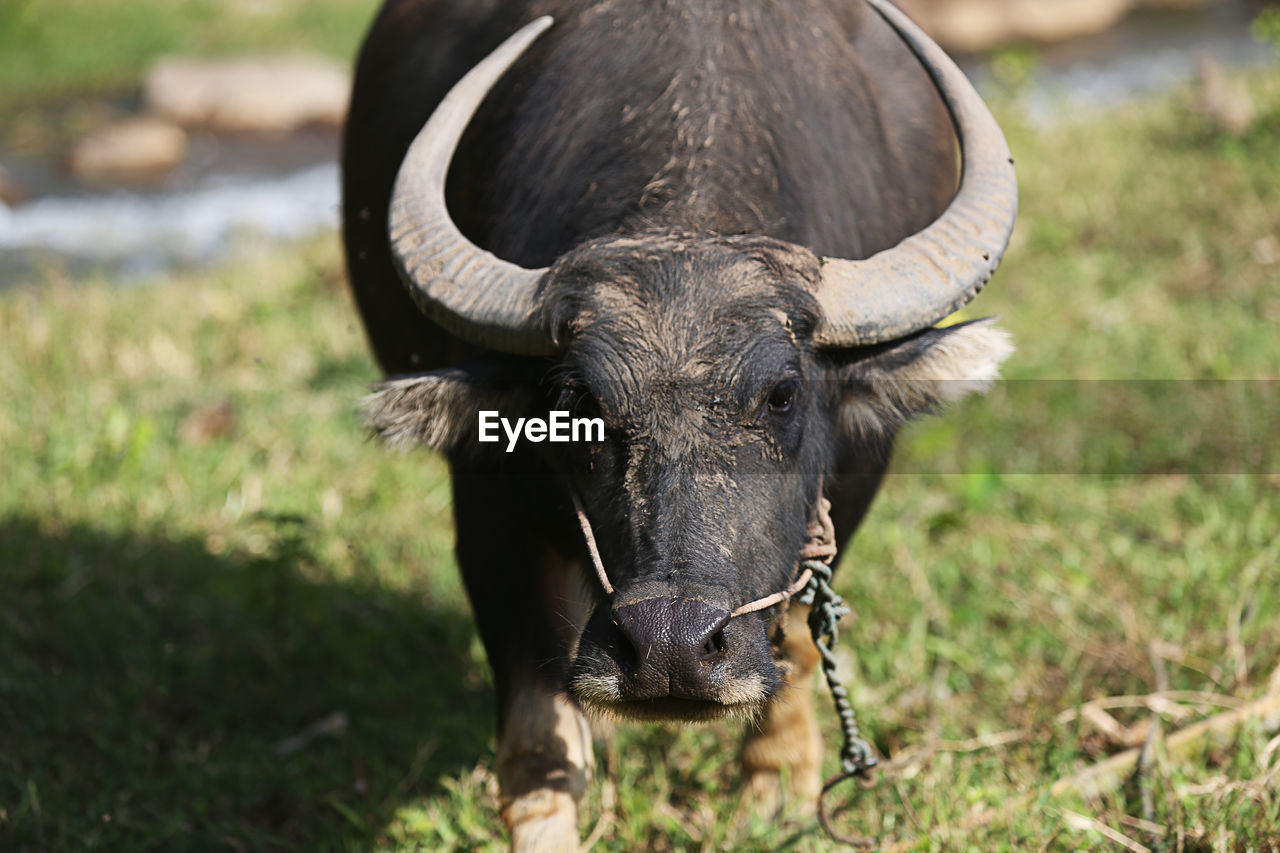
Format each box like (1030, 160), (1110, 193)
(345, 0), (1011, 847)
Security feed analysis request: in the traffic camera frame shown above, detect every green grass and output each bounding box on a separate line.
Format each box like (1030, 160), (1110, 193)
(0, 0), (376, 112)
(3, 74), (1280, 850)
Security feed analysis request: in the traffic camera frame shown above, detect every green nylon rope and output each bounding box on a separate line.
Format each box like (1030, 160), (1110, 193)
(797, 557), (880, 846)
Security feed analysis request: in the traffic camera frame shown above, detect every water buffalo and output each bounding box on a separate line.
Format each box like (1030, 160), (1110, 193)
(343, 0), (1016, 846)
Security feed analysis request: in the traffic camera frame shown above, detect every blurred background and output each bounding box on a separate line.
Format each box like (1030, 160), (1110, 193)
(0, 0), (1276, 279)
(2, 1), (1278, 850)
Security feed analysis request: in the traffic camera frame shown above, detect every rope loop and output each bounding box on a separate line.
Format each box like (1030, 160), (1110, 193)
(797, 556), (880, 843)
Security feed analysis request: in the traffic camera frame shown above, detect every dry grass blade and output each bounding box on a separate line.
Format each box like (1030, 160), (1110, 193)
(579, 779), (615, 852)
(1117, 814), (1167, 837)
(1054, 691), (1244, 727)
(880, 686), (1280, 852)
(1081, 703), (1144, 748)
(273, 710), (348, 755)
(884, 728), (1026, 773)
(1061, 809), (1152, 853)
(579, 817), (610, 851)
(1052, 691), (1280, 801)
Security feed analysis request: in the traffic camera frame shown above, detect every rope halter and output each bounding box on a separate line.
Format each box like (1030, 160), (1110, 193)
(568, 479), (880, 843)
(570, 483), (833, 616)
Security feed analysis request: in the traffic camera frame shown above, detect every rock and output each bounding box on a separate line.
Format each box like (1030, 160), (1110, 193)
(1194, 52), (1255, 137)
(65, 117), (188, 181)
(0, 164), (27, 207)
(897, 0), (1212, 52)
(898, 0), (1132, 51)
(145, 55), (350, 133)
(1253, 235), (1280, 267)
(1143, 0), (1211, 8)
(180, 401), (237, 444)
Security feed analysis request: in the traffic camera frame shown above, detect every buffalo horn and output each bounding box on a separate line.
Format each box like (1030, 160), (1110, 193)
(387, 16), (555, 356)
(812, 0), (1018, 347)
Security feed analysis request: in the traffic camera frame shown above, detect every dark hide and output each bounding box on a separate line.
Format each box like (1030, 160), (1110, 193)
(347, 1), (1010, 728)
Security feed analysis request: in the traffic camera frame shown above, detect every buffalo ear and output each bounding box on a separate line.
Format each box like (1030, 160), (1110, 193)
(835, 318), (1013, 439)
(364, 366), (534, 455)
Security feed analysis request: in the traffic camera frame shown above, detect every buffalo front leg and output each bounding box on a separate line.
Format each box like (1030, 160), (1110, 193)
(740, 602), (823, 817)
(452, 469), (596, 850)
(497, 681), (593, 851)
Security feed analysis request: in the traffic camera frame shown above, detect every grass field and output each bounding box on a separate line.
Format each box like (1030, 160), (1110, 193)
(0, 0), (374, 112)
(2, 57), (1280, 853)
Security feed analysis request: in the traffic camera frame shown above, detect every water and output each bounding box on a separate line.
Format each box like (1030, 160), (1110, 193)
(0, 0), (1274, 284)
(0, 164), (339, 279)
(978, 1), (1277, 124)
(0, 126), (341, 283)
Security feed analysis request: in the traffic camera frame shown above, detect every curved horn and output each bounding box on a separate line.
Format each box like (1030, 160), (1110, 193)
(812, 0), (1018, 347)
(389, 16), (555, 356)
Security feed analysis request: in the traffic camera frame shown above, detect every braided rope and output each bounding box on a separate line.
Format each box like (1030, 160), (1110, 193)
(797, 557), (880, 846)
(789, 489), (880, 845)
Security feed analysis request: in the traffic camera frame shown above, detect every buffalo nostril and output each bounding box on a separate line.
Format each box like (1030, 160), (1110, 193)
(613, 598), (731, 668)
(699, 628), (727, 661)
(602, 598), (740, 700)
(609, 615), (640, 675)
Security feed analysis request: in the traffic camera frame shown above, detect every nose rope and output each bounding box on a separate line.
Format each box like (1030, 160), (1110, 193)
(569, 487), (829, 616)
(570, 481), (880, 844)
(729, 567), (812, 617)
(571, 491), (614, 595)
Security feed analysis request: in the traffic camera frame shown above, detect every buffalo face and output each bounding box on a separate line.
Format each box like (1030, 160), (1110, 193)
(546, 234), (829, 719)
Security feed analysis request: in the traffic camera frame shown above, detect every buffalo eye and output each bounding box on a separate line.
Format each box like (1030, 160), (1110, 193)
(575, 393), (602, 421)
(767, 379), (798, 414)
(558, 384), (601, 420)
